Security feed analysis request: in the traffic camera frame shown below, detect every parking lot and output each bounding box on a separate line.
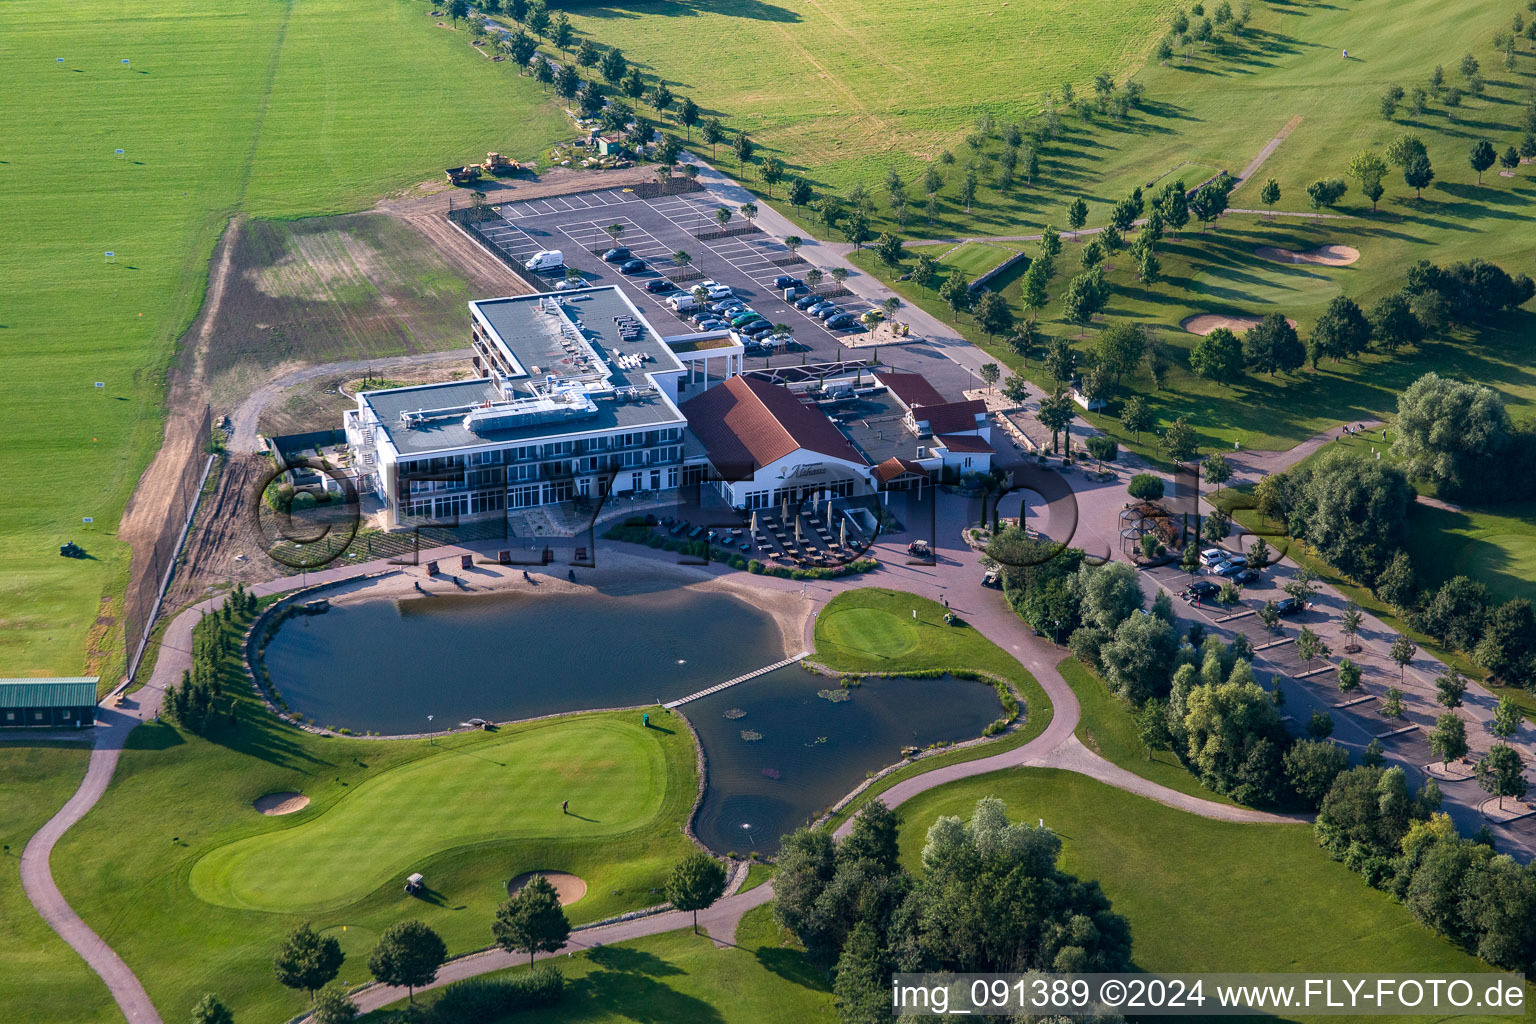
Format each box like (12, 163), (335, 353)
(474, 187), (879, 364)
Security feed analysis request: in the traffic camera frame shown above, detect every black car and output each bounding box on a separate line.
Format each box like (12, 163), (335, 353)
(1235, 568), (1261, 585)
(1275, 596), (1308, 617)
(1184, 580), (1220, 601)
(772, 274), (797, 289)
(644, 278), (675, 293)
(602, 247), (631, 263)
(620, 258), (648, 275)
(825, 312), (860, 329)
(741, 321), (775, 338)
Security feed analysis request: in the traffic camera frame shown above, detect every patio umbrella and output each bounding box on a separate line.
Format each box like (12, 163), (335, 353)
(750, 510), (758, 533)
(781, 496), (788, 519)
(795, 517), (802, 543)
(840, 518), (847, 547)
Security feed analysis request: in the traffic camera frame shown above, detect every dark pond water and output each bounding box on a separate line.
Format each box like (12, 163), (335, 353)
(687, 666), (1002, 854)
(261, 586), (785, 734)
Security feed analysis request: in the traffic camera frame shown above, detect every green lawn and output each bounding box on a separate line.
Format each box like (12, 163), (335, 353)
(810, 588), (1053, 824)
(0, 0), (567, 682)
(53, 688), (698, 1023)
(0, 746), (119, 1024)
(365, 904), (834, 1023)
(896, 768), (1530, 1022)
(1056, 655), (1238, 806)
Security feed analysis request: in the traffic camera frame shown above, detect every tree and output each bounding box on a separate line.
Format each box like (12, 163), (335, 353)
(1128, 473), (1165, 502)
(939, 271), (971, 320)
(1296, 625), (1330, 670)
(1387, 636), (1416, 682)
(1160, 415), (1198, 465)
(1189, 179), (1230, 230)
(1091, 321), (1145, 393)
(759, 156), (785, 197)
(1404, 152), (1435, 197)
(1337, 658), (1362, 693)
(526, 2), (550, 39)
(1376, 550), (1418, 611)
(1347, 151), (1389, 210)
(788, 176), (812, 207)
(1248, 535), (1270, 569)
(1242, 313), (1305, 375)
(1036, 391), (1075, 454)
(713, 206), (733, 234)
(702, 118), (725, 159)
(1380, 83), (1404, 119)
(666, 852), (728, 934)
(843, 208), (872, 250)
(1470, 139), (1497, 184)
(974, 291), (1014, 338)
(1122, 395), (1152, 441)
(1021, 258), (1051, 317)
(1158, 180), (1190, 235)
(1476, 744), (1528, 809)
(1138, 247), (1161, 285)
(494, 875), (571, 966)
(1285, 740), (1350, 808)
(599, 46), (627, 85)
(1066, 196), (1089, 236)
(368, 921), (447, 1003)
(274, 922), (345, 1003)
(1339, 602), (1363, 651)
(1310, 295), (1371, 362)
(1381, 686), (1407, 719)
(1307, 710), (1336, 739)
(552, 11), (573, 51)
(833, 921), (890, 1024)
(1393, 373), (1513, 498)
(1428, 714), (1469, 768)
(1422, 575), (1490, 652)
(1061, 272), (1102, 335)
(1087, 434), (1119, 472)
(1475, 598), (1536, 684)
(190, 995), (234, 1024)
(1305, 177), (1348, 211)
(1368, 291), (1423, 353)
(676, 96), (699, 139)
(978, 362), (1001, 394)
(959, 167), (979, 212)
(1491, 696), (1521, 739)
(872, 232), (903, 278)
(1189, 327), (1244, 384)
(446, 0), (470, 24)
(1202, 452), (1233, 494)
(911, 253), (939, 291)
(311, 985), (358, 1024)
(554, 61), (580, 102)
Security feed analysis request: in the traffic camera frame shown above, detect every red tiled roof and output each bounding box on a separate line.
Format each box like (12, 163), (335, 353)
(875, 371), (946, 410)
(680, 376), (867, 472)
(936, 433), (994, 453)
(914, 399), (986, 435)
(873, 456), (927, 482)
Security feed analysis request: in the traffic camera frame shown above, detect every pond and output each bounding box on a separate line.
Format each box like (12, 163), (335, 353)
(260, 586), (785, 734)
(686, 666), (1002, 854)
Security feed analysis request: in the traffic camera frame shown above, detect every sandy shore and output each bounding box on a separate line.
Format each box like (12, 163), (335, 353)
(297, 548), (814, 662)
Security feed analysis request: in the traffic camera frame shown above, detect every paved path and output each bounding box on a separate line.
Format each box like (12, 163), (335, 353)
(1229, 115), (1303, 193)
(1224, 421), (1384, 487)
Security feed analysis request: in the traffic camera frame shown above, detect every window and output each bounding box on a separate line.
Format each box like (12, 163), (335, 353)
(667, 466), (679, 488)
(650, 469), (661, 489)
(631, 472), (643, 491)
(434, 494), (468, 519)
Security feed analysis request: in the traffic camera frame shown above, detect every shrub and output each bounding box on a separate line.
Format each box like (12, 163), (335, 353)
(428, 967), (564, 1023)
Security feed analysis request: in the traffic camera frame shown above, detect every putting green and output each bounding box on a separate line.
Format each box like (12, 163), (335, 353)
(1189, 257), (1344, 312)
(816, 607), (919, 660)
(189, 718), (666, 913)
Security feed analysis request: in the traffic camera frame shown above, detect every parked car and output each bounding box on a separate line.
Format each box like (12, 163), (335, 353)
(741, 321), (775, 338)
(697, 319), (727, 331)
(644, 278), (675, 293)
(795, 294), (823, 310)
(772, 274), (797, 289)
(806, 302), (835, 317)
(825, 312), (859, 329)
(601, 247), (631, 263)
(1276, 596), (1308, 617)
(982, 567), (1002, 588)
(1184, 580), (1221, 601)
(730, 311), (765, 328)
(552, 278), (581, 291)
(1212, 561), (1245, 578)
(1199, 548), (1229, 567)
(524, 249), (563, 272)
(1235, 568), (1262, 585)
(667, 293), (700, 313)
(814, 305), (845, 320)
(620, 258), (648, 275)
(700, 280), (733, 299)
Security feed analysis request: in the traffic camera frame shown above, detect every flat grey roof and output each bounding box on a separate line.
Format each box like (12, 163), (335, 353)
(472, 287), (683, 393)
(363, 379), (682, 458)
(830, 392), (924, 467)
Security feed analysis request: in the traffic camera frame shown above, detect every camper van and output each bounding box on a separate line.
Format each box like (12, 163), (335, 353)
(667, 293), (700, 313)
(524, 250), (564, 272)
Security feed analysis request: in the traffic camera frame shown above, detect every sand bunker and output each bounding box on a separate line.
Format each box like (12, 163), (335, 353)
(1254, 244), (1360, 267)
(253, 792), (310, 815)
(508, 871), (587, 906)
(1181, 313), (1298, 335)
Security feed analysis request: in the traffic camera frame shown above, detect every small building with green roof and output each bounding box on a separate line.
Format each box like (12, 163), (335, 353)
(0, 678), (98, 729)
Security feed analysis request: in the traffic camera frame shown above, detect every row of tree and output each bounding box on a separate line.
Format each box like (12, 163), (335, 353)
(165, 586), (256, 734)
(1315, 765), (1536, 972)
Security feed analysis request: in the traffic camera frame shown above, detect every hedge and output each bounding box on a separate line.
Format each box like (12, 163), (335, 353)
(427, 966), (564, 1023)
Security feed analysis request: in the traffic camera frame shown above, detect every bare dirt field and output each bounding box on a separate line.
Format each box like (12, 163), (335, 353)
(1253, 244), (1360, 267)
(1181, 313), (1300, 335)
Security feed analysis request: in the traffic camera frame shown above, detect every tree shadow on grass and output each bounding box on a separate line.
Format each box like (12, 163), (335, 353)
(565, 970), (727, 1024)
(587, 944), (683, 976)
(753, 944), (832, 992)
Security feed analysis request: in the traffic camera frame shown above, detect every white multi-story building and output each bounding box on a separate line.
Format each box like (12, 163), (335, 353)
(345, 286), (741, 528)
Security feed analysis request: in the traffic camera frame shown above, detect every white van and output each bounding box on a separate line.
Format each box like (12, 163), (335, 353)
(667, 293), (700, 313)
(524, 249), (564, 272)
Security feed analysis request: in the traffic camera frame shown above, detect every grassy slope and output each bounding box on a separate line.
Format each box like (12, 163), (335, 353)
(896, 768), (1530, 1023)
(53, 691), (697, 1023)
(0, 746), (119, 1024)
(1056, 655), (1239, 806)
(810, 588), (1054, 823)
(363, 904), (834, 1024)
(0, 0), (567, 681)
